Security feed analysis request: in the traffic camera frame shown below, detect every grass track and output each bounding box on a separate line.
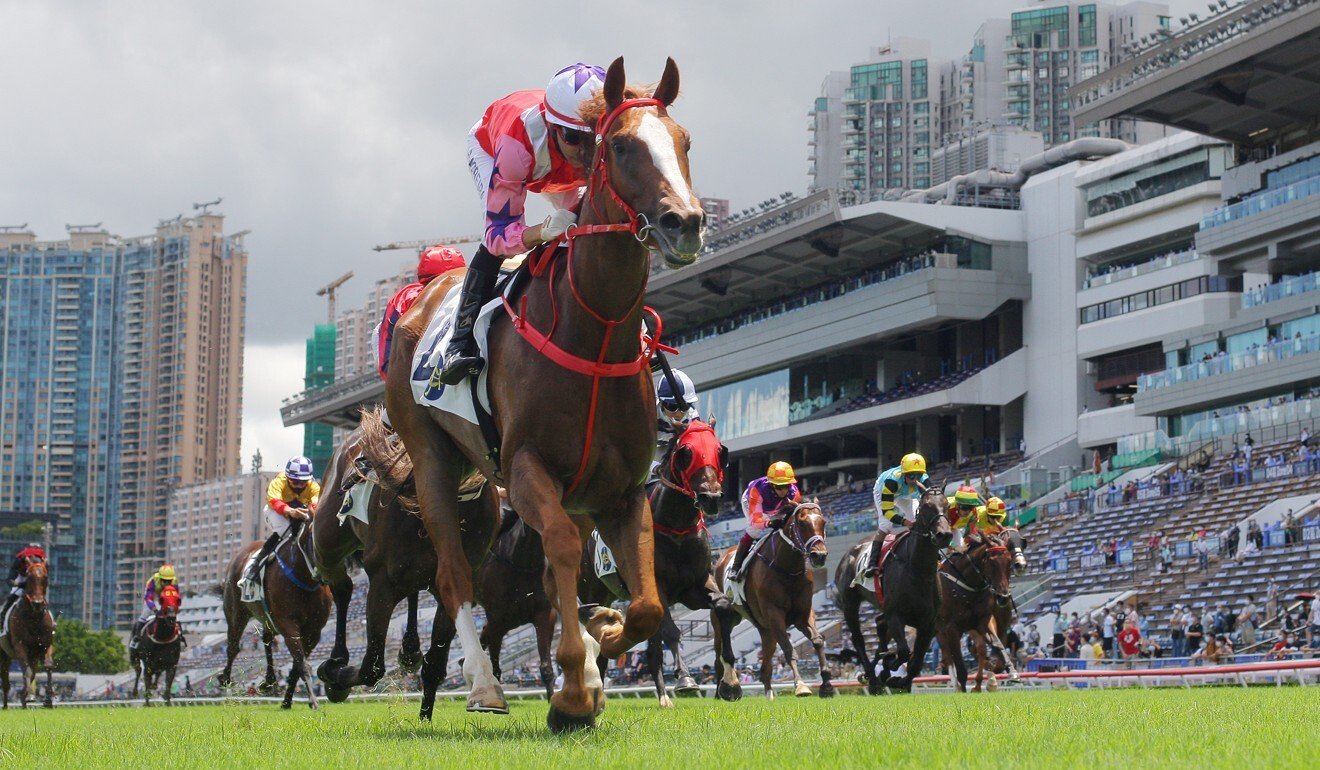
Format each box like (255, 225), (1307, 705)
(1, 687), (1316, 768)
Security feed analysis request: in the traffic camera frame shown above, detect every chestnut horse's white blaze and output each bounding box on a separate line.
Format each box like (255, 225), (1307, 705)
(636, 112), (694, 205)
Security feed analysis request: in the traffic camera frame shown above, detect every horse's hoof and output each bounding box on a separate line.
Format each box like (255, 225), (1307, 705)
(794, 682), (812, 697)
(280, 701), (292, 710)
(324, 685), (351, 704)
(867, 680), (885, 696)
(765, 689), (776, 701)
(819, 681), (836, 699)
(315, 658), (343, 683)
(398, 647), (423, 674)
(308, 699), (319, 711)
(547, 704), (596, 734)
(658, 693), (674, 709)
(580, 605), (624, 641)
(466, 683), (509, 714)
(716, 680), (742, 702)
(675, 676), (700, 695)
(258, 682), (278, 696)
(418, 706), (434, 722)
(217, 674), (232, 688)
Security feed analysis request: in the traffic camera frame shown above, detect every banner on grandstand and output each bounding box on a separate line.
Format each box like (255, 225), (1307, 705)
(1079, 553), (1105, 569)
(1137, 485), (1161, 502)
(1263, 463), (1296, 481)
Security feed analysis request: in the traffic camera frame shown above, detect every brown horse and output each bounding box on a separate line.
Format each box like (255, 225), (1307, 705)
(131, 584), (183, 705)
(711, 501), (834, 700)
(0, 559), (54, 708)
(936, 533), (1014, 692)
(220, 519), (332, 709)
(475, 509), (556, 699)
(313, 414), (498, 717)
(384, 57), (703, 732)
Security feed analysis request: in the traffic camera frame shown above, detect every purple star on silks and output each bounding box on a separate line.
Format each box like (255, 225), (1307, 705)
(487, 199), (519, 242)
(558, 63), (605, 90)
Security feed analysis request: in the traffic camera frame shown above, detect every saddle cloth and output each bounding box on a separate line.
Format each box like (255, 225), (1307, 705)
(852, 532), (906, 605)
(336, 479), (376, 526)
(589, 531), (629, 600)
(722, 530), (776, 613)
(408, 283), (502, 423)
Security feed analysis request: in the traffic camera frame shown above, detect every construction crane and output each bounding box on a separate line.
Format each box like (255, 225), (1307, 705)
(372, 234), (482, 253)
(316, 271), (354, 324)
(193, 197), (223, 215)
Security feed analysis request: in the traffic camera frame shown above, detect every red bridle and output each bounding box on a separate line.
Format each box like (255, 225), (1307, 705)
(501, 97), (682, 496)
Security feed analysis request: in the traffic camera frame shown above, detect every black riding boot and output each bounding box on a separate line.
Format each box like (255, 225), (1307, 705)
(246, 532), (281, 584)
(863, 533), (883, 577)
(436, 253), (500, 386)
(1, 591), (17, 619)
(730, 533), (754, 580)
(130, 619), (144, 649)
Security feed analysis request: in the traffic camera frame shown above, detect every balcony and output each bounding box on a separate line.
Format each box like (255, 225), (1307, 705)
(1242, 271), (1320, 309)
(1134, 332), (1320, 416)
(1081, 249), (1200, 290)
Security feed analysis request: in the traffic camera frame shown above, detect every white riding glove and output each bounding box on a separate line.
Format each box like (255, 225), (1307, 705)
(541, 209), (577, 242)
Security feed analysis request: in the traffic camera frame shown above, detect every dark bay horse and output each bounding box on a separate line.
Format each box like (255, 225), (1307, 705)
(384, 57), (704, 732)
(711, 501), (834, 700)
(475, 509), (556, 699)
(313, 413), (498, 716)
(132, 584), (183, 705)
(220, 519), (332, 709)
(0, 559), (54, 708)
(579, 418), (734, 707)
(868, 484), (953, 693)
(936, 533), (1014, 692)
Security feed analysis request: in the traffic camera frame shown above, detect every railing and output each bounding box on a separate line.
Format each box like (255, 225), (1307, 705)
(1081, 249), (1199, 290)
(653, 190), (837, 276)
(1138, 331), (1320, 391)
(1242, 271), (1320, 309)
(279, 369), (381, 420)
(1201, 173), (1320, 230)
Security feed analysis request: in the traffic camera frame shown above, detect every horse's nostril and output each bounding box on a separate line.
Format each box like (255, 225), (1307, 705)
(658, 212), (683, 234)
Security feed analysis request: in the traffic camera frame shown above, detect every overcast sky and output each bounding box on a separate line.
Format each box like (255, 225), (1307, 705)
(0, 0), (1198, 466)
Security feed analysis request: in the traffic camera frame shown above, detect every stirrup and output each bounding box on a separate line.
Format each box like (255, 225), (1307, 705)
(437, 351), (483, 386)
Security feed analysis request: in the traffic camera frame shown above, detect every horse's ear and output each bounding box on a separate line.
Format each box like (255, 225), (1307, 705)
(812, 496), (819, 505)
(653, 57), (680, 106)
(604, 57), (626, 111)
(707, 412), (717, 429)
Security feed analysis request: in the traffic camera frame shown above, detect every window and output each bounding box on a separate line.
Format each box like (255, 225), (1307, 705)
(1038, 68), (1049, 79)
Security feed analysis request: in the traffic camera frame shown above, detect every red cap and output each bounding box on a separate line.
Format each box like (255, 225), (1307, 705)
(418, 246), (466, 284)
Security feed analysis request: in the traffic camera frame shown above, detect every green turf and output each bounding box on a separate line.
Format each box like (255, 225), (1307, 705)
(1, 687), (1316, 768)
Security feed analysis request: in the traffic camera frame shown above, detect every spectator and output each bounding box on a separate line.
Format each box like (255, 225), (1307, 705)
(1079, 632), (1102, 663)
(1051, 610), (1067, 657)
(1266, 633), (1300, 660)
(1238, 595), (1259, 647)
(1285, 511), (1303, 545)
(1308, 593), (1320, 649)
(1117, 619), (1142, 664)
(1168, 605), (1186, 658)
(1195, 535), (1210, 572)
(1225, 524), (1240, 559)
(1247, 519), (1264, 549)
(1101, 608), (1116, 657)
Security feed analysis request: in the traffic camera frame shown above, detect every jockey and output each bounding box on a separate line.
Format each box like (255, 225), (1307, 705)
(2, 543), (46, 618)
(976, 497), (1009, 538)
(654, 369), (699, 472)
(729, 461), (804, 582)
(131, 564), (177, 649)
(243, 456), (321, 586)
(946, 484), (984, 550)
(377, 245), (467, 380)
(436, 62), (607, 386)
(862, 453), (930, 578)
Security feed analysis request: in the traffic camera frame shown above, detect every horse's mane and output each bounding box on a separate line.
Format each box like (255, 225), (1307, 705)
(357, 406), (485, 514)
(579, 84), (657, 127)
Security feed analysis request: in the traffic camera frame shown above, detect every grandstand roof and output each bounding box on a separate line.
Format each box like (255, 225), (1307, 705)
(648, 195), (1022, 330)
(1071, 0), (1320, 148)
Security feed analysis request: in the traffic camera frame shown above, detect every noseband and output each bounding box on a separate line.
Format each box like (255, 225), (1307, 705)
(942, 541), (1012, 601)
(779, 506), (826, 557)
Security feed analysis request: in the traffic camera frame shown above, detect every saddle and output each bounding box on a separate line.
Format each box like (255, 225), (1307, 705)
(869, 531), (908, 607)
(139, 615), (183, 646)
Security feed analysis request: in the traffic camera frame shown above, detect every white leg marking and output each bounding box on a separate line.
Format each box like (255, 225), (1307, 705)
(455, 602), (496, 688)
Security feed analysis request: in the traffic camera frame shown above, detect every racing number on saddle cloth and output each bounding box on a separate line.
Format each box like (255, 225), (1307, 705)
(413, 314), (456, 403)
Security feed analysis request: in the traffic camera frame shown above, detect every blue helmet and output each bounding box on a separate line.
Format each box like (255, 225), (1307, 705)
(285, 456), (314, 481)
(657, 370), (698, 410)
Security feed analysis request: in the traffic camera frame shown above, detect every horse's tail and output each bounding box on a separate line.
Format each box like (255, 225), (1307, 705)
(357, 406), (418, 511)
(206, 582), (224, 598)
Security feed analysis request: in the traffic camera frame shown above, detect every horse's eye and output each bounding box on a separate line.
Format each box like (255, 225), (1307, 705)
(611, 139), (628, 155)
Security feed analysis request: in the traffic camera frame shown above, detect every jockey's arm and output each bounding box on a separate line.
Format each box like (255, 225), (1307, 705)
(875, 477), (907, 526)
(746, 486), (767, 529)
(143, 581), (157, 610)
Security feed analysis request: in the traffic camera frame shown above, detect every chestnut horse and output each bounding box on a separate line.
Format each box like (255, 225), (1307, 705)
(384, 57), (703, 732)
(313, 414), (498, 715)
(219, 520), (332, 709)
(0, 559), (54, 709)
(936, 533), (1014, 692)
(475, 509), (557, 700)
(132, 584), (183, 705)
(711, 501), (834, 700)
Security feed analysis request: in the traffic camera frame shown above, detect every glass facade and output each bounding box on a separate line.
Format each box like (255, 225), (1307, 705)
(1010, 6), (1070, 48)
(1083, 146), (1231, 217)
(699, 369), (790, 441)
(1079, 275), (1240, 325)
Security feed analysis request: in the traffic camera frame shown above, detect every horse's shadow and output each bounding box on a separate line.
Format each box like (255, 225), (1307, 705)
(365, 701), (650, 744)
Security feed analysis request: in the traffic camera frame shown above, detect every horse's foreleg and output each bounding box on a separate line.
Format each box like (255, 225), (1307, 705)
(399, 592), (422, 672)
(906, 624), (936, 693)
(132, 657), (142, 698)
(41, 654), (52, 708)
(164, 663), (176, 706)
(797, 612), (834, 698)
(406, 426), (503, 715)
(939, 627), (968, 692)
(508, 454), (596, 730)
(534, 605), (556, 700)
(758, 627), (777, 700)
(419, 600), (455, 722)
(663, 608), (697, 694)
(480, 623), (505, 682)
(356, 581), (397, 687)
(589, 491), (663, 659)
(885, 612), (911, 688)
(0, 653), (9, 709)
(19, 658), (33, 708)
(260, 629), (278, 693)
(711, 569), (742, 701)
(842, 594), (877, 694)
(646, 633), (671, 708)
(325, 577), (354, 676)
(276, 619), (318, 711)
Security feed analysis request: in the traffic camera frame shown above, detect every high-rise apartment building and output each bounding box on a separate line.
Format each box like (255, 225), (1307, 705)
(0, 213), (246, 628)
(334, 262), (412, 382)
(810, 3), (1172, 202)
(166, 469), (274, 590)
(303, 324), (336, 477)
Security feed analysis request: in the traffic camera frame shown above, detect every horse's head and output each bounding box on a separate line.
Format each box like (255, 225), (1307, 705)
(22, 560), (48, 614)
(915, 483), (954, 549)
(973, 534), (1014, 607)
(1002, 527), (1029, 575)
(786, 499), (829, 569)
(667, 420), (727, 517)
(585, 57), (705, 267)
(159, 585), (181, 619)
